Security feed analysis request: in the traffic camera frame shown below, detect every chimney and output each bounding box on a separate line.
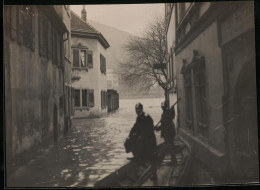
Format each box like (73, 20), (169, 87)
(81, 5), (87, 22)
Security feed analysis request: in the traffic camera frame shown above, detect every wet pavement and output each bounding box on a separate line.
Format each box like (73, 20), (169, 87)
(7, 98), (166, 187)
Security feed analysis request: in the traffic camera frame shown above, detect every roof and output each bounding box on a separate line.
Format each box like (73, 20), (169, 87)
(71, 11), (110, 49)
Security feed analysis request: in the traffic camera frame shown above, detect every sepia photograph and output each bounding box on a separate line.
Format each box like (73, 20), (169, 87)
(3, 1), (259, 188)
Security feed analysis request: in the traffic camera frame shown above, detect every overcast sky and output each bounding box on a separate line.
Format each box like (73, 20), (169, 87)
(70, 4), (165, 36)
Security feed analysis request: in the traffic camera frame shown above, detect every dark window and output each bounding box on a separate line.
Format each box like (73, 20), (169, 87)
(57, 34), (61, 66)
(10, 6), (17, 40)
(101, 91), (107, 108)
(52, 30), (57, 65)
(4, 6), (11, 38)
(100, 54), (106, 74)
(82, 89), (88, 107)
(74, 89), (80, 107)
(17, 6), (23, 44)
(73, 49), (79, 67)
(23, 6), (34, 50)
(193, 60), (208, 138)
(47, 21), (52, 59)
(184, 70), (194, 131)
(88, 90), (94, 107)
(87, 51), (93, 68)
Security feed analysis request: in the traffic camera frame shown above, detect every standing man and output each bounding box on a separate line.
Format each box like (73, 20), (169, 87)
(155, 101), (177, 165)
(125, 103), (157, 180)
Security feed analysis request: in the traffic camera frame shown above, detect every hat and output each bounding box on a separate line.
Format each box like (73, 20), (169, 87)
(135, 102), (143, 109)
(161, 101), (166, 107)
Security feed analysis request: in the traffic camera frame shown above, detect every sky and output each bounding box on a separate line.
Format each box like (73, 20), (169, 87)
(70, 4), (165, 36)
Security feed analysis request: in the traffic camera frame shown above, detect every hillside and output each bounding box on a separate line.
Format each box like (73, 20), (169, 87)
(88, 20), (164, 98)
(88, 20), (134, 70)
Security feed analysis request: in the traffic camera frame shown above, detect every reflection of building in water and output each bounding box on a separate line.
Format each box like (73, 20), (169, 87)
(165, 1), (258, 183)
(71, 6), (110, 118)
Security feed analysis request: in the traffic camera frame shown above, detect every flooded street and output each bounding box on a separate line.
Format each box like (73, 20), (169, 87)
(67, 98), (166, 186)
(8, 98), (169, 187)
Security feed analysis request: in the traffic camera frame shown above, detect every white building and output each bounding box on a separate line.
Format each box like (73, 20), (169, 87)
(71, 7), (110, 118)
(107, 68), (119, 91)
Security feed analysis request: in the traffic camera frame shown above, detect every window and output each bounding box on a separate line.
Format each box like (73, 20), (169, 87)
(72, 48), (88, 69)
(101, 91), (107, 109)
(47, 21), (52, 59)
(100, 54), (106, 74)
(193, 57), (208, 138)
(73, 49), (79, 67)
(88, 90), (94, 107)
(82, 89), (88, 107)
(74, 89), (80, 107)
(184, 69), (194, 132)
(6, 6), (35, 49)
(57, 34), (61, 66)
(87, 51), (93, 68)
(181, 51), (208, 138)
(80, 50), (86, 67)
(11, 6), (17, 40)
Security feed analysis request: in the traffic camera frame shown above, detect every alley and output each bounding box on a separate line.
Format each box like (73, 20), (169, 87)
(8, 98), (166, 187)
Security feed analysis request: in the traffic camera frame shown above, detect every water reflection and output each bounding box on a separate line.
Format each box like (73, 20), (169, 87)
(55, 98), (165, 187)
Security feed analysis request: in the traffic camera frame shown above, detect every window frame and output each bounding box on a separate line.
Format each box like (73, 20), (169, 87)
(72, 47), (90, 69)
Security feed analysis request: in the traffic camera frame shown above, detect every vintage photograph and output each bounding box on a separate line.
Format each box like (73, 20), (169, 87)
(4, 1), (259, 187)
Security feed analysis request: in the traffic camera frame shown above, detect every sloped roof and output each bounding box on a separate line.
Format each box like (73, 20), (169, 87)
(71, 11), (110, 49)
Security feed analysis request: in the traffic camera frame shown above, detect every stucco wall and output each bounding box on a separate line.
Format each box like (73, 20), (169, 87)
(176, 21), (225, 154)
(71, 36), (108, 118)
(5, 7), (66, 155)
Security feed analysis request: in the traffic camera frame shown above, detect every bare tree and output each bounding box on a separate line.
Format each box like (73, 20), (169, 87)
(118, 16), (169, 99)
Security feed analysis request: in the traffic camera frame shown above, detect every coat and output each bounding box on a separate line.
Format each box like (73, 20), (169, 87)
(158, 106), (176, 141)
(126, 112), (157, 159)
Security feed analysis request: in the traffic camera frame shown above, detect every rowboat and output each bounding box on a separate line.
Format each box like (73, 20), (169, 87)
(94, 135), (191, 187)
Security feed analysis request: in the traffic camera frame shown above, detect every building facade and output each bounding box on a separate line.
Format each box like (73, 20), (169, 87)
(165, 1), (258, 183)
(4, 5), (71, 173)
(71, 8), (110, 118)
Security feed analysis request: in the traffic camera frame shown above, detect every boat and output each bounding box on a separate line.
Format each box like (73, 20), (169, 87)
(94, 135), (192, 187)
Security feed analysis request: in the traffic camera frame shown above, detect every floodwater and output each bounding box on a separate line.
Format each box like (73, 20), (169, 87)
(7, 97), (169, 187)
(67, 98), (166, 186)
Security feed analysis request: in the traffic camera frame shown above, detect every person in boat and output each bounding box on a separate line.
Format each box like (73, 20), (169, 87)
(154, 101), (177, 165)
(124, 102), (157, 180)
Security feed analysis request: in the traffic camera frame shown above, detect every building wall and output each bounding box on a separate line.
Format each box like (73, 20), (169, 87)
(4, 6), (69, 158)
(169, 1), (258, 181)
(176, 21), (225, 152)
(71, 37), (107, 118)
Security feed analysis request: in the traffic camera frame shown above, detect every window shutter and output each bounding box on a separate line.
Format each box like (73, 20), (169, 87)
(31, 7), (35, 51)
(101, 91), (103, 108)
(82, 89), (88, 107)
(88, 90), (94, 107)
(11, 6), (17, 40)
(74, 89), (80, 107)
(73, 49), (79, 67)
(47, 21), (52, 59)
(53, 31), (57, 65)
(87, 51), (93, 68)
(39, 11), (43, 56)
(57, 34), (61, 66)
(104, 57), (106, 73)
(17, 6), (23, 44)
(4, 6), (11, 38)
